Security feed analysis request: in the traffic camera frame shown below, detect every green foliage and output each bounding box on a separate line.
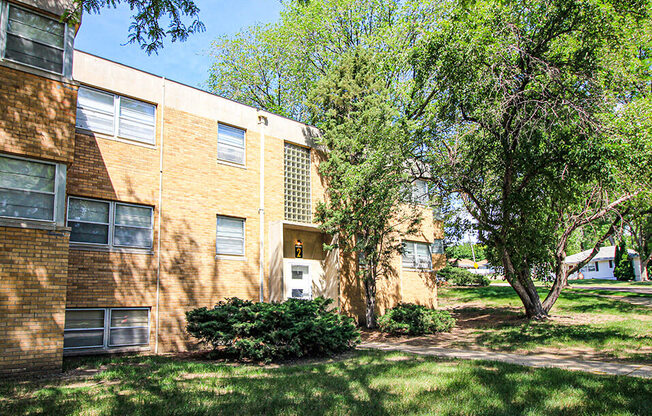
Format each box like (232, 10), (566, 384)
(378, 303), (455, 335)
(185, 297), (359, 362)
(410, 0), (651, 317)
(64, 1), (204, 54)
(310, 49), (421, 327)
(445, 244), (486, 261)
(437, 266), (490, 286)
(207, 0), (440, 121)
(614, 241), (636, 281)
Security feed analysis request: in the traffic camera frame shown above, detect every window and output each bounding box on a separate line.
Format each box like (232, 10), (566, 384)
(76, 86), (156, 145)
(403, 241), (433, 269)
(410, 179), (429, 205)
(216, 215), (245, 256)
(2, 3), (67, 74)
(587, 263), (597, 272)
(67, 197), (153, 249)
(0, 154), (58, 221)
(284, 142), (311, 223)
(609, 260), (613, 268)
(217, 123), (245, 165)
(431, 239), (444, 255)
(64, 308), (150, 350)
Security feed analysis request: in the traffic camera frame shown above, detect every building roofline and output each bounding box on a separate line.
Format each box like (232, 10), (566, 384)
(73, 49), (319, 130)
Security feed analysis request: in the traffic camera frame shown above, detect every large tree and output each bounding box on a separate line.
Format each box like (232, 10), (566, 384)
(64, 0), (204, 54)
(207, 0), (439, 121)
(409, 0), (651, 318)
(310, 50), (420, 328)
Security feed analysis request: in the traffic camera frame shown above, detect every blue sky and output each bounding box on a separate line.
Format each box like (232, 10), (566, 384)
(74, 0), (283, 89)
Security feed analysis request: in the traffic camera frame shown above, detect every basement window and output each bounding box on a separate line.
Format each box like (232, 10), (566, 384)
(76, 86), (156, 145)
(403, 241), (433, 269)
(67, 196), (153, 249)
(64, 308), (150, 350)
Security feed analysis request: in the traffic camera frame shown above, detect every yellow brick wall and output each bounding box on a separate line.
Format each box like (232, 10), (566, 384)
(0, 66), (76, 164)
(0, 227), (70, 375)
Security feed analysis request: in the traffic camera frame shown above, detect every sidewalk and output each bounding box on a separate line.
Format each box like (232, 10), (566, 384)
(360, 342), (652, 378)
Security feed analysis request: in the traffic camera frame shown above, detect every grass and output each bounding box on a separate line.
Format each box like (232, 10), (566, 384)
(1, 351), (651, 416)
(568, 278), (652, 287)
(438, 286), (652, 362)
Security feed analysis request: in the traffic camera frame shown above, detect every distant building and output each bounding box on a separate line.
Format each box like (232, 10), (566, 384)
(565, 246), (642, 281)
(448, 258), (496, 276)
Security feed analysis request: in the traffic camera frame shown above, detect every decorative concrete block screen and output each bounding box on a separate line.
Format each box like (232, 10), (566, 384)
(284, 143), (311, 223)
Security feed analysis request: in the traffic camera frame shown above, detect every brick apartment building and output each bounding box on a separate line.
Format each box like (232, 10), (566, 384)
(0, 0), (445, 376)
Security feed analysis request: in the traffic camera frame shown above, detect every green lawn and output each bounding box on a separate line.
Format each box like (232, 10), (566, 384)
(1, 351), (651, 416)
(438, 286), (652, 362)
(568, 278), (652, 287)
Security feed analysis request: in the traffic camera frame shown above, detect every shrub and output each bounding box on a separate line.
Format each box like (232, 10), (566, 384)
(186, 297), (359, 362)
(437, 266), (490, 286)
(378, 303), (455, 335)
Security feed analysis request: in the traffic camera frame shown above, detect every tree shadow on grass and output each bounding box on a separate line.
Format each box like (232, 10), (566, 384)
(2, 352), (652, 416)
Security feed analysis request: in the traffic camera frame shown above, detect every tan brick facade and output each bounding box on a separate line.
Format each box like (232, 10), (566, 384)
(0, 227), (70, 375)
(1, 30), (445, 373)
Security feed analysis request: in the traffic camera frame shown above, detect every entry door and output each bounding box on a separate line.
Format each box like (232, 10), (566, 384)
(289, 264), (312, 299)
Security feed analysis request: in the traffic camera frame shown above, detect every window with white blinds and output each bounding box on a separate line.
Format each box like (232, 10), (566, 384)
(216, 215), (245, 256)
(64, 308), (150, 350)
(0, 155), (57, 221)
(67, 197), (153, 249)
(217, 123), (246, 165)
(76, 86), (156, 145)
(3, 4), (66, 73)
(403, 241), (433, 269)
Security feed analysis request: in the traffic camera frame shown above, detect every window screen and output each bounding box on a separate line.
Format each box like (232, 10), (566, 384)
(76, 86), (156, 145)
(217, 123), (245, 165)
(63, 309), (105, 349)
(109, 309), (150, 347)
(284, 143), (311, 223)
(4, 5), (65, 73)
(67, 197), (153, 249)
(0, 155), (56, 221)
(216, 215), (245, 255)
(64, 308), (150, 350)
(68, 198), (110, 244)
(402, 241), (433, 269)
(431, 239), (444, 255)
(113, 203), (153, 248)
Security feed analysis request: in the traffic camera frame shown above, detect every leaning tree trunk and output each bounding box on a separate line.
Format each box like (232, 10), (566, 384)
(363, 269), (377, 329)
(501, 249), (548, 319)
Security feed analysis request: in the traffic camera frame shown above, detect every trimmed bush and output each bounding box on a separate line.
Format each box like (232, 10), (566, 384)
(186, 297), (359, 362)
(437, 266), (490, 286)
(378, 303), (455, 335)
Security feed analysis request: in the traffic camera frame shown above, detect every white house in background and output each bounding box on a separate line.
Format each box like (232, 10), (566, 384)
(565, 246), (642, 281)
(448, 258), (496, 276)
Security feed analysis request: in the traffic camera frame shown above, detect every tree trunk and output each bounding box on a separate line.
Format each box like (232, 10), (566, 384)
(641, 256), (650, 281)
(501, 248), (548, 319)
(363, 272), (377, 329)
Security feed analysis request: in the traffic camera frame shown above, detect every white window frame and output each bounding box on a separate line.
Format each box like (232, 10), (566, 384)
(62, 308), (106, 350)
(67, 196), (154, 250)
(0, 153), (66, 225)
(108, 307), (151, 347)
(217, 122), (246, 167)
(216, 215), (246, 257)
(64, 307), (150, 350)
(0, 2), (73, 77)
(410, 179), (429, 205)
(403, 240), (433, 270)
(76, 85), (157, 146)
